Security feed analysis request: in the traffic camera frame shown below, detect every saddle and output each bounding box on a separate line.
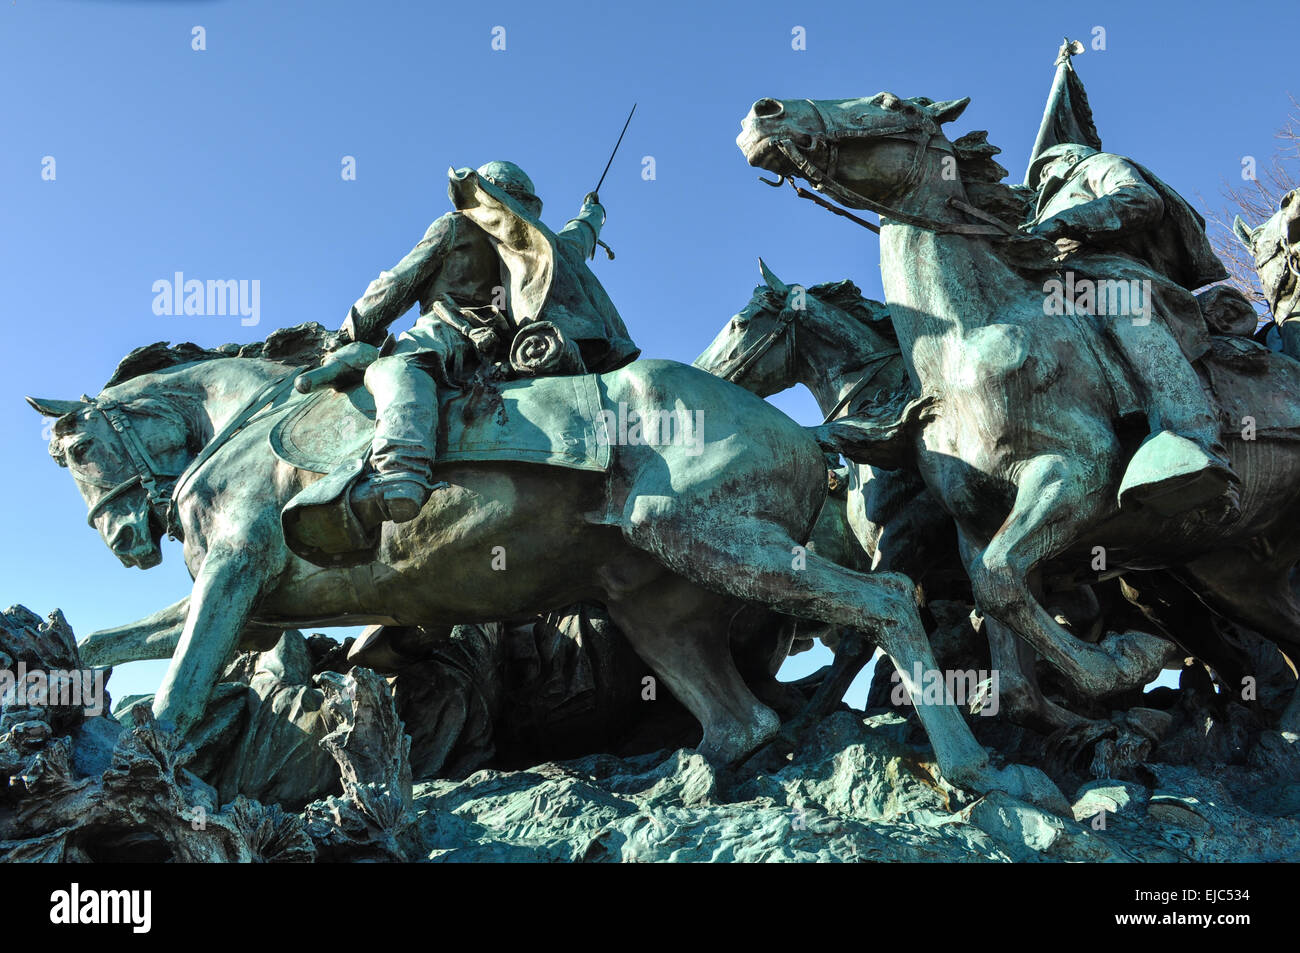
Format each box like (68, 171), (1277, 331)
(275, 374), (612, 567)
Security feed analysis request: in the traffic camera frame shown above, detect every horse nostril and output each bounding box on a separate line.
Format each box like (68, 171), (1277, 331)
(111, 524), (136, 552)
(752, 98), (784, 119)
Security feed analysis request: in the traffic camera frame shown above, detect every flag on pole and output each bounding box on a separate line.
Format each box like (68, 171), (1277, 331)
(1024, 38), (1103, 185)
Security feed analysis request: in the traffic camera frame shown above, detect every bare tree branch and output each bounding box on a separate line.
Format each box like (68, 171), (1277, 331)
(1201, 94), (1300, 315)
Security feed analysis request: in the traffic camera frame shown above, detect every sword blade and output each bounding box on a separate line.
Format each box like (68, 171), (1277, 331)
(594, 103), (637, 195)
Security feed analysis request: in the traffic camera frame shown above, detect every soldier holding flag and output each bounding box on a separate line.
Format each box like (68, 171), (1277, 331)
(1022, 40), (1241, 524)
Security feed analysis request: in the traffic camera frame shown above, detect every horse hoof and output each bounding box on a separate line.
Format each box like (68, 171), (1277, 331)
(700, 706), (782, 768)
(736, 729), (800, 776)
(957, 763), (1070, 816)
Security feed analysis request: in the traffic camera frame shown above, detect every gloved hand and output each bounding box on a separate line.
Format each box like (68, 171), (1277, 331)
(467, 326), (500, 357)
(1024, 215), (1071, 242)
(295, 341), (381, 393)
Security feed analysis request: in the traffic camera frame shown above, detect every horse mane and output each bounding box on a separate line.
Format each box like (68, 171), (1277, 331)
(805, 279), (898, 346)
(46, 323), (336, 469)
(102, 322), (335, 389)
(948, 130), (1058, 276)
(952, 131), (1027, 222)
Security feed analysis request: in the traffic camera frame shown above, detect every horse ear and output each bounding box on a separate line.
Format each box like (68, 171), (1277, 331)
(926, 97), (970, 125)
(26, 396), (89, 418)
(758, 258), (790, 295)
(1233, 215), (1257, 248)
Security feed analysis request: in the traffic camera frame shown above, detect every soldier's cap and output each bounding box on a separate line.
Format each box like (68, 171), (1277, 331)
(1029, 143), (1100, 190)
(472, 161), (538, 203)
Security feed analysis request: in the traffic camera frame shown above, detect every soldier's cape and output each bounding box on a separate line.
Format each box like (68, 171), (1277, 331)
(1114, 158), (1229, 291)
(447, 167), (640, 372)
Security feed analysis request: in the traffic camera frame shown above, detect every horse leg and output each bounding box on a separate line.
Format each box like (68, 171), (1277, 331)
(753, 472), (949, 755)
(1118, 570), (1251, 690)
(752, 479), (950, 754)
(78, 595), (285, 667)
(79, 596), (191, 666)
(624, 515), (1064, 806)
(1172, 553), (1300, 658)
(967, 455), (1178, 701)
(953, 529), (1085, 731)
(601, 565), (781, 765)
(154, 546), (270, 735)
(752, 629), (878, 766)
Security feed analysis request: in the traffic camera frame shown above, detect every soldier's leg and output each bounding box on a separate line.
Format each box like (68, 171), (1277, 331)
(1105, 314), (1240, 521)
(355, 326), (467, 525)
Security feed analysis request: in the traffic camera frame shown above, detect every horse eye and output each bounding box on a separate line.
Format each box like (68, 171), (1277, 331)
(67, 440), (91, 464)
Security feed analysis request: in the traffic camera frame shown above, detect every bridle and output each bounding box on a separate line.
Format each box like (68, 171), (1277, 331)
(718, 290), (901, 425)
(716, 294), (799, 387)
(757, 99), (1015, 239)
(79, 371), (299, 539)
(80, 399), (185, 531)
(1256, 233), (1300, 321)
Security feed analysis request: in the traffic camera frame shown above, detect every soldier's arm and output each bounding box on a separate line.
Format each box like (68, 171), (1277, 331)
(341, 214), (455, 344)
(556, 192), (606, 260)
(1049, 159), (1164, 241)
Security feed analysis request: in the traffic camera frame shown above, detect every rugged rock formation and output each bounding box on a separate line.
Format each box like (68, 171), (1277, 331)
(1, 605), (412, 862)
(8, 602), (1300, 863)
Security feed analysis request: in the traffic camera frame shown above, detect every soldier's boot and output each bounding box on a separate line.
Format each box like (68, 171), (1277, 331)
(351, 355), (446, 527)
(1110, 319), (1241, 524)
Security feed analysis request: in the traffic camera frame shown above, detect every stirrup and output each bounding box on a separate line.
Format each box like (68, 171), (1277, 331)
(351, 473), (444, 527)
(375, 478), (431, 523)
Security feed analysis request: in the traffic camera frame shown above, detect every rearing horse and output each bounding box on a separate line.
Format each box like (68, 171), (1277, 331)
(737, 93), (1300, 713)
(28, 352), (1059, 802)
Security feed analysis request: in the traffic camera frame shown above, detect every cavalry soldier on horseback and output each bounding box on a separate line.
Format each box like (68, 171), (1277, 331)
(333, 161), (640, 528)
(1025, 142), (1242, 524)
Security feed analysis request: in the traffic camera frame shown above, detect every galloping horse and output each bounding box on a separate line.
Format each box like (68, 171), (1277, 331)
(28, 351), (1058, 802)
(737, 93), (1300, 719)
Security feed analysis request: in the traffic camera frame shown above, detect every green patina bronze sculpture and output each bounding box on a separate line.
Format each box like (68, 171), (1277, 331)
(14, 38), (1300, 863)
(735, 82), (1300, 734)
(293, 161), (640, 549)
(1236, 188), (1300, 359)
(25, 323), (1056, 804)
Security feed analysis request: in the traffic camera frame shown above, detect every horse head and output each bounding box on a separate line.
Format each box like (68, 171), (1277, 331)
(1236, 188), (1300, 320)
(694, 260), (802, 396)
(27, 391), (194, 569)
(695, 260), (897, 406)
(737, 93), (971, 216)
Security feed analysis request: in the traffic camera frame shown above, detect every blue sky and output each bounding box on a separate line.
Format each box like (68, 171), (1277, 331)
(3, 0), (1296, 704)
